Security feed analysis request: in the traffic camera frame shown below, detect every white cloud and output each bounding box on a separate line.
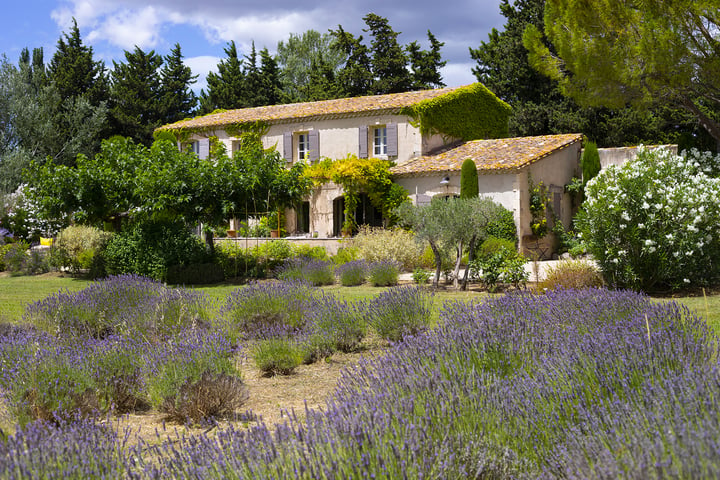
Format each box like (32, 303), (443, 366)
(185, 55), (222, 93)
(441, 62), (477, 88)
(85, 6), (164, 50)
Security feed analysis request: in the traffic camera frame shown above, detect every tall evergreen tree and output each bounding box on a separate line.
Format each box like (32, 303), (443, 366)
(110, 47), (163, 145)
(159, 43), (197, 124)
(243, 42), (263, 107)
(48, 18), (108, 106)
(304, 53), (344, 101)
(330, 26), (374, 97)
(258, 47), (283, 106)
(363, 13), (412, 94)
(407, 31), (446, 90)
(199, 41), (246, 113)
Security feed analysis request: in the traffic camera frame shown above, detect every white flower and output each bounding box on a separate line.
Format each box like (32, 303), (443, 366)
(666, 233), (674, 240)
(642, 201), (651, 210)
(644, 239), (655, 246)
(684, 278), (691, 284)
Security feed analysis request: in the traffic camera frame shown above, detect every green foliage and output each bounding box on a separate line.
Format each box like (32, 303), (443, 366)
(252, 338), (303, 375)
(166, 263), (225, 285)
(306, 155), (408, 232)
(51, 225), (114, 276)
(367, 286), (433, 342)
(401, 83), (511, 140)
(3, 241), (30, 276)
(159, 43), (198, 125)
(460, 159), (479, 198)
(332, 246), (361, 265)
(486, 206), (517, 242)
(412, 268), (432, 285)
(581, 141), (601, 186)
(539, 259), (604, 291)
(368, 261), (400, 287)
(578, 147), (720, 291)
(347, 226), (422, 271)
(528, 174), (549, 237)
(104, 219), (209, 281)
(524, 0), (720, 145)
(330, 14), (446, 97)
(479, 236), (517, 261)
(470, 246), (528, 292)
(110, 47), (164, 145)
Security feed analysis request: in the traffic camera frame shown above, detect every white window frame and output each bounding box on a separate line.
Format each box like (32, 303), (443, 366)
(297, 132), (309, 162)
(373, 126), (387, 157)
(187, 140), (200, 155)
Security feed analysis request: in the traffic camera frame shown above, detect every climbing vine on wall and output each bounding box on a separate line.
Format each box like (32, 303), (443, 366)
(400, 83), (511, 141)
(528, 173), (550, 237)
(305, 155), (409, 233)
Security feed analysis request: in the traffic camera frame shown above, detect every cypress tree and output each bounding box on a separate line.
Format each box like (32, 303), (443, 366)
(581, 140), (601, 186)
(460, 158), (479, 198)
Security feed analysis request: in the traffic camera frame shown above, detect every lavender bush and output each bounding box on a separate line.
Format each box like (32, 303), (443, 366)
(300, 295), (367, 362)
(335, 259), (367, 286)
(366, 285), (433, 341)
(367, 260), (400, 287)
(216, 280), (316, 343)
(277, 257), (335, 286)
(24, 274), (211, 340)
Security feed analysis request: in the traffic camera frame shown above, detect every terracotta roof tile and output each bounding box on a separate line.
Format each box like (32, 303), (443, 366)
(158, 86), (465, 131)
(390, 134), (583, 176)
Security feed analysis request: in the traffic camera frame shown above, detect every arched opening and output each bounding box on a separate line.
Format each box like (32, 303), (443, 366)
(332, 193), (384, 236)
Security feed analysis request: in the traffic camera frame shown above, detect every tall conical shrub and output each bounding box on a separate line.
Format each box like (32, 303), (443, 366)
(581, 141), (601, 186)
(460, 158), (478, 198)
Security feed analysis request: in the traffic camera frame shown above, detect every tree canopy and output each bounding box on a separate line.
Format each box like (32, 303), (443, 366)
(523, 0), (720, 148)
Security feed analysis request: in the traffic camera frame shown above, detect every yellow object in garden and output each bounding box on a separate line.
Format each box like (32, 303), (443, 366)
(40, 237), (53, 247)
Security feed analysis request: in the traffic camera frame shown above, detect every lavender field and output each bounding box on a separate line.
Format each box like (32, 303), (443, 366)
(1, 276), (719, 478)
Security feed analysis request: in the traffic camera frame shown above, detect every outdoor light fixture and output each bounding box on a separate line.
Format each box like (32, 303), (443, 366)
(439, 176), (450, 185)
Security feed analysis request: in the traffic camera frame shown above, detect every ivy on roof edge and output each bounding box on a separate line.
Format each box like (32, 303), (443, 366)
(400, 83), (511, 141)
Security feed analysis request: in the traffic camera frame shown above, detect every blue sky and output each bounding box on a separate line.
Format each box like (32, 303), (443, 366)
(2, 0), (506, 94)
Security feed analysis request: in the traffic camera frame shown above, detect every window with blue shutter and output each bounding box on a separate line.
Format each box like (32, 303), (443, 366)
(387, 123), (398, 156)
(283, 132), (293, 162)
(308, 130), (319, 162)
(198, 138), (210, 159)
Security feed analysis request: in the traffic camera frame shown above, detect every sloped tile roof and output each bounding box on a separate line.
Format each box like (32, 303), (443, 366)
(390, 133), (583, 176)
(157, 85), (465, 131)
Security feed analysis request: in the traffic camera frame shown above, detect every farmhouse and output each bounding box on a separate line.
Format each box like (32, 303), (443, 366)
(157, 83), (581, 256)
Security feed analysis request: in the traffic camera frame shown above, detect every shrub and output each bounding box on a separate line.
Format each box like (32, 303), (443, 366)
(3, 240), (29, 276)
(412, 268), (432, 285)
(368, 260), (400, 287)
(335, 260), (367, 286)
(539, 259), (605, 291)
(349, 226), (423, 271)
(470, 246), (528, 292)
(146, 332), (245, 423)
(51, 225), (114, 276)
(215, 242), (264, 279)
(578, 147), (720, 291)
(217, 280), (316, 343)
(460, 158), (479, 198)
(292, 244), (329, 261)
(252, 338), (303, 375)
(277, 257), (334, 286)
(485, 206), (517, 242)
(332, 246), (360, 265)
(104, 219), (209, 281)
(366, 286), (433, 341)
(166, 263), (225, 285)
(301, 296), (367, 362)
(478, 236), (516, 260)
(24, 275), (212, 340)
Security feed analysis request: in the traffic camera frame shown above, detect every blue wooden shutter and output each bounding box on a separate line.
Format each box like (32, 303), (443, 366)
(198, 138), (210, 159)
(283, 132), (293, 162)
(387, 123), (398, 156)
(358, 126), (368, 158)
(308, 130), (319, 162)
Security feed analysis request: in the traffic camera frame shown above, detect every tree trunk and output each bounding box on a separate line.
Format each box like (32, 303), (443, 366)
(452, 240), (463, 289)
(430, 240), (442, 288)
(461, 235), (477, 290)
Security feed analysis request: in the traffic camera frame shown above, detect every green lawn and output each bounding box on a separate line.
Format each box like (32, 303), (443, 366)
(2, 273), (719, 332)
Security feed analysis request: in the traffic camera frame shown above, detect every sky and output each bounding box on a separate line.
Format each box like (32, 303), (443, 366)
(2, 0), (506, 94)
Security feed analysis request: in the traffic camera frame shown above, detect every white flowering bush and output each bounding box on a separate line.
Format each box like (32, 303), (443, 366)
(577, 147), (720, 291)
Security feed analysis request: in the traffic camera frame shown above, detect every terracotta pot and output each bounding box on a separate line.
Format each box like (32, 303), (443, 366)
(226, 229), (237, 238)
(270, 229), (280, 238)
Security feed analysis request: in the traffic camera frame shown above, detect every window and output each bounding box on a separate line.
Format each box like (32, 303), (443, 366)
(187, 140), (200, 155)
(373, 126), (387, 156)
(297, 132), (309, 161)
(231, 140), (242, 153)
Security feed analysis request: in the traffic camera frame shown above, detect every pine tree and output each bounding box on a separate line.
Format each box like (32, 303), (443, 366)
(330, 26), (373, 97)
(258, 47), (283, 106)
(198, 41), (246, 113)
(243, 42), (262, 107)
(159, 43), (197, 124)
(110, 47), (163, 144)
(48, 18), (108, 106)
(363, 13), (411, 94)
(407, 31), (446, 90)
